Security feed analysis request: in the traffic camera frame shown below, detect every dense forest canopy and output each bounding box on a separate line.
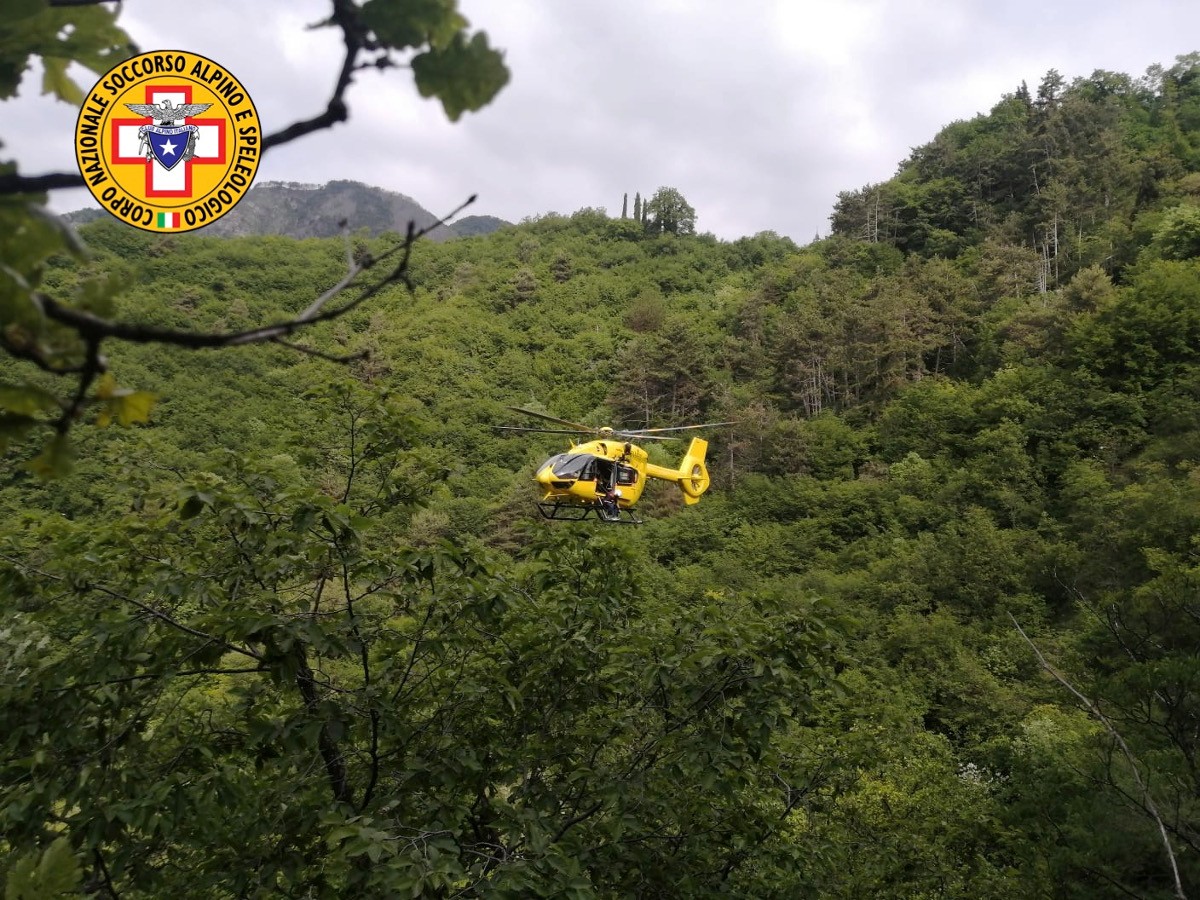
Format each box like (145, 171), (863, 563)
(3, 3), (1200, 895)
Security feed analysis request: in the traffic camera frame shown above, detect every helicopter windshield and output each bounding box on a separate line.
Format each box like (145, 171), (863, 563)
(539, 453), (601, 481)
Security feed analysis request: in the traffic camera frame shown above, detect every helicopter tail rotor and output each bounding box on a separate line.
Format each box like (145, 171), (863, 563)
(677, 437), (711, 504)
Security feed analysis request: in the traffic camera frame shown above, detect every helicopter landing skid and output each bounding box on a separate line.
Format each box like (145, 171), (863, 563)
(536, 501), (642, 525)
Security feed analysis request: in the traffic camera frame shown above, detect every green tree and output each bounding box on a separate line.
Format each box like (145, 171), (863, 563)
(644, 186), (697, 235)
(610, 319), (716, 425)
(1071, 259), (1200, 391)
(4, 45), (1200, 900)
(1151, 204), (1200, 259)
(0, 449), (841, 896)
(0, 0), (509, 472)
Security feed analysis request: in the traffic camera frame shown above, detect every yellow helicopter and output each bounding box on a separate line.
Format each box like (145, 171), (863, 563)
(499, 407), (733, 523)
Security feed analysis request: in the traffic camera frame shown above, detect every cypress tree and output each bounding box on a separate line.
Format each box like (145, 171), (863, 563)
(621, 193), (628, 218)
(633, 192), (641, 222)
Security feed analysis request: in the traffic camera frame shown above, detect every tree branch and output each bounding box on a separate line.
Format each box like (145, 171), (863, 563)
(0, 0), (364, 198)
(262, 0), (362, 152)
(92, 846), (120, 899)
(270, 338), (368, 364)
(54, 666), (265, 692)
(340, 553), (380, 812)
(1010, 614), (1186, 900)
(0, 328), (90, 374)
(31, 195), (472, 354)
(551, 800), (604, 845)
(56, 338), (102, 433)
(289, 640), (354, 806)
(84, 581), (263, 662)
(0, 171), (86, 194)
(9, 193), (471, 446)
(0, 553), (263, 661)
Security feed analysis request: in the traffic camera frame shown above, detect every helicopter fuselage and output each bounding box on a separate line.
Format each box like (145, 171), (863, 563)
(533, 437), (711, 514)
(535, 439), (649, 509)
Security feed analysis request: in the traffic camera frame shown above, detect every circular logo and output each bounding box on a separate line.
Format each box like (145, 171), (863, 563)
(74, 50), (261, 233)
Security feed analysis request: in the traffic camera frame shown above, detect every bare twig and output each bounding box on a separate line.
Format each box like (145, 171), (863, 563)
(1010, 614), (1186, 900)
(11, 194), (471, 445)
(0, 171), (87, 194)
(0, 552), (262, 662)
(261, 0), (361, 152)
(56, 338), (102, 433)
(53, 667), (265, 692)
(339, 552), (381, 812)
(270, 338), (368, 364)
(85, 581), (264, 662)
(0, 0), (366, 198)
(30, 194), (472, 353)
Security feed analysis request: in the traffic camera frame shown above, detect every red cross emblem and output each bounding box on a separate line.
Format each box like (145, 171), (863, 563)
(110, 85), (228, 199)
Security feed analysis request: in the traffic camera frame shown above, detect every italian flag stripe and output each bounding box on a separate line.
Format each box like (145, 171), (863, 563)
(156, 211), (179, 229)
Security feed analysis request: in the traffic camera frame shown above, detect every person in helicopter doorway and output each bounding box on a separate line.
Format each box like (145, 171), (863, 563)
(599, 483), (622, 521)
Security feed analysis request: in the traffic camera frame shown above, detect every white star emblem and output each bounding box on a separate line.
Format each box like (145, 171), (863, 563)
(160, 139), (178, 156)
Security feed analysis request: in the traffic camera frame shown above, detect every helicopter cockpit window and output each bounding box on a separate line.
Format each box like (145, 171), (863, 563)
(540, 453), (601, 481)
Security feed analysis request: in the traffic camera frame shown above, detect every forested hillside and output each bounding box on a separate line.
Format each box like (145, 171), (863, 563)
(63, 180), (513, 241)
(4, 51), (1200, 898)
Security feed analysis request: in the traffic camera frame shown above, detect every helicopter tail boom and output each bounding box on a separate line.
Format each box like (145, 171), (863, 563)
(644, 437), (711, 505)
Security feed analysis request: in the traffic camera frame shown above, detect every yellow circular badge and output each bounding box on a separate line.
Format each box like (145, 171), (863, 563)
(74, 50), (261, 233)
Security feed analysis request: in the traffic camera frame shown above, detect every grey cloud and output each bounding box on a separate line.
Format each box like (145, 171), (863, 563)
(9, 0), (1200, 241)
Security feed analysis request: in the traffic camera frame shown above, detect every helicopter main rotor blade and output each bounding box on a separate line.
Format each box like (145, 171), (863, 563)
(498, 425), (675, 442)
(623, 421), (739, 435)
(613, 433), (674, 442)
(494, 426), (589, 436)
(507, 406), (596, 433)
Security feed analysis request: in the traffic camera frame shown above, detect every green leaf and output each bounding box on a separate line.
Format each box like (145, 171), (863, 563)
(361, 0), (466, 51)
(97, 390), (157, 428)
(4, 837), (81, 900)
(0, 382), (59, 416)
(0, 412), (39, 451)
(0, 0), (43, 100)
(326, 825), (358, 847)
(411, 32), (509, 121)
(0, 3), (132, 104)
(93, 371), (119, 400)
(0, 56), (29, 102)
(178, 492), (213, 519)
(25, 433), (73, 479)
(40, 56), (84, 105)
(94, 373), (157, 427)
(74, 268), (125, 317)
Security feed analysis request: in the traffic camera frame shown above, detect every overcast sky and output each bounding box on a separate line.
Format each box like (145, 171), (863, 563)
(8, 1), (1200, 241)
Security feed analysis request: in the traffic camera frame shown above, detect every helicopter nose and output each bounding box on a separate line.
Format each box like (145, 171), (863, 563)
(536, 466), (573, 491)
